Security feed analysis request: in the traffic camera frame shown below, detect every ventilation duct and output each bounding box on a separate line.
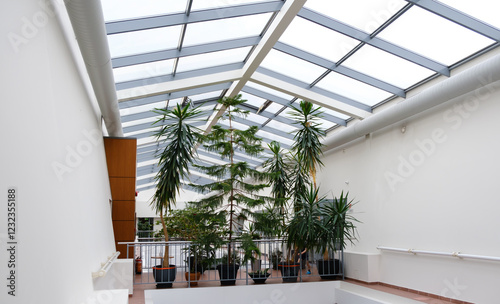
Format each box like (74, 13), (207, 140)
(63, 0), (123, 137)
(323, 52), (500, 152)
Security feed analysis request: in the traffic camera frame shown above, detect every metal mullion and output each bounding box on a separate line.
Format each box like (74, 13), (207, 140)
(105, 1), (284, 35)
(406, 0), (500, 41)
(298, 8), (450, 76)
(112, 37), (260, 68)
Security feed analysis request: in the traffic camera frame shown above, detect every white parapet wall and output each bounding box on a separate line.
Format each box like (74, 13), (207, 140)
(145, 281), (423, 304)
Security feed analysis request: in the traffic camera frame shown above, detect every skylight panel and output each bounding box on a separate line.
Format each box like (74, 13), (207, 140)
(438, 0), (500, 29)
(182, 13), (272, 47)
(321, 108), (350, 121)
(262, 102), (285, 115)
(377, 6), (495, 66)
(191, 0), (272, 11)
(256, 130), (294, 146)
(246, 82), (295, 101)
(261, 49), (327, 84)
(279, 16), (359, 63)
(342, 44), (435, 89)
(100, 0), (187, 22)
(108, 26), (182, 58)
(176, 47), (251, 73)
(304, 0), (407, 33)
(246, 113), (268, 125)
(266, 119), (297, 134)
(190, 91), (222, 103)
(240, 92), (266, 109)
(315, 72), (393, 107)
(113, 59), (175, 83)
(119, 100), (168, 116)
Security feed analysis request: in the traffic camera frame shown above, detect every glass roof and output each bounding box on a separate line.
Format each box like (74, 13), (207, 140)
(99, 0), (500, 191)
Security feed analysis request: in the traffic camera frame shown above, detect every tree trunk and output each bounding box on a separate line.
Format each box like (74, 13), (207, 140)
(160, 211), (169, 268)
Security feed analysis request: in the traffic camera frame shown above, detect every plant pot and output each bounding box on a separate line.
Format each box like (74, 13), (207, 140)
(152, 265), (176, 288)
(248, 271), (271, 284)
(216, 264), (240, 286)
(317, 259), (342, 280)
(278, 263), (300, 282)
(187, 256), (205, 274)
(184, 271), (202, 287)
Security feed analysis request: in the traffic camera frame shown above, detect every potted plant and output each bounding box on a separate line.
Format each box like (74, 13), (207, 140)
(317, 191), (359, 280)
(190, 94), (273, 286)
(239, 232), (271, 284)
(150, 103), (203, 288)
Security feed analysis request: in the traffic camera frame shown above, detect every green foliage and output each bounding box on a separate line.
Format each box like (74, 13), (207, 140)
(238, 233), (261, 264)
(150, 104), (204, 214)
(189, 94), (273, 264)
(286, 185), (326, 253)
(288, 100), (325, 186)
(262, 141), (290, 215)
(319, 191), (360, 252)
(150, 103), (204, 266)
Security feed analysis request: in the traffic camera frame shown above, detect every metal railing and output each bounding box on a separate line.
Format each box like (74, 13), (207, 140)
(121, 239), (344, 287)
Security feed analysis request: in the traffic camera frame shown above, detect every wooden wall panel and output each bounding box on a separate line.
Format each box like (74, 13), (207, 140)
(104, 137), (137, 258)
(104, 137), (137, 177)
(113, 220), (136, 241)
(109, 177), (136, 200)
(112, 200), (135, 221)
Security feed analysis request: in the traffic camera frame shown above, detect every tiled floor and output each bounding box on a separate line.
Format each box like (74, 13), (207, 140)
(128, 268), (459, 304)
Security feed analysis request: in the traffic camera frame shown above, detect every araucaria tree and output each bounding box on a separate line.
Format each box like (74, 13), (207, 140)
(151, 104), (203, 268)
(190, 95), (270, 264)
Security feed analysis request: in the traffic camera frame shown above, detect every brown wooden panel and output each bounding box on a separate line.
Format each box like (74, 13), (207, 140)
(104, 137), (137, 177)
(113, 220), (136, 241)
(112, 200), (135, 221)
(115, 243), (135, 259)
(109, 177), (136, 201)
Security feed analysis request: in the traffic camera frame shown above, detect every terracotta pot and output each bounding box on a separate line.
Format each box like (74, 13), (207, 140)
(185, 271), (202, 287)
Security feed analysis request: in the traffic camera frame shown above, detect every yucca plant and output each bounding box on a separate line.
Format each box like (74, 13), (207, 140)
(289, 100), (325, 188)
(151, 103), (204, 268)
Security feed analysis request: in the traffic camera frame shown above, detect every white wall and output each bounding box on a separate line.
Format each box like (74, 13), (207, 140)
(0, 1), (119, 303)
(317, 52), (500, 304)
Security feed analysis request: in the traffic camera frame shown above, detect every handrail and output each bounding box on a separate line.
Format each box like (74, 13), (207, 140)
(377, 246), (500, 262)
(92, 251), (120, 279)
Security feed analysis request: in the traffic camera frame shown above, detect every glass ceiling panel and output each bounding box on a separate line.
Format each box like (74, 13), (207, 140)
(101, 0), (187, 22)
(121, 117), (158, 129)
(342, 44), (435, 88)
(113, 59), (175, 83)
(108, 26), (182, 58)
(191, 0), (272, 11)
(304, 0), (407, 33)
(246, 112), (268, 125)
(279, 16), (358, 63)
(176, 47), (251, 73)
(266, 119), (297, 134)
(189, 91), (222, 103)
(262, 102), (285, 115)
(257, 130), (294, 146)
(261, 49), (327, 84)
(246, 82), (295, 101)
(315, 72), (393, 107)
(321, 107), (350, 121)
(182, 13), (272, 47)
(120, 100), (168, 116)
(377, 6), (495, 66)
(439, 0), (500, 29)
(240, 92), (266, 109)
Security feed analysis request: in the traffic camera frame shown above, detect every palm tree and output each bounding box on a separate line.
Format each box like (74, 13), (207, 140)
(288, 100), (326, 188)
(151, 103), (204, 268)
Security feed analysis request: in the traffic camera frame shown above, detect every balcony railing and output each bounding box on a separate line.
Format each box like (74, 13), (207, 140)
(121, 239), (344, 287)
